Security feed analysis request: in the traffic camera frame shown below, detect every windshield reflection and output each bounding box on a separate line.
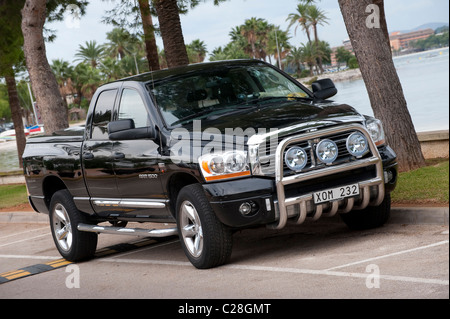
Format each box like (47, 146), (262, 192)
(149, 64), (311, 126)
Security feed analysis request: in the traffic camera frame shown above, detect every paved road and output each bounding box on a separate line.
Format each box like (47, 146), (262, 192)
(0, 208), (448, 303)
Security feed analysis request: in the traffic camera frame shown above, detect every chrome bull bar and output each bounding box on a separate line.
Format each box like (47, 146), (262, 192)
(270, 124), (385, 230)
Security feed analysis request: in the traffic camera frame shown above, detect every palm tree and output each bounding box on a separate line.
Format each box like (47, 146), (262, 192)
(105, 28), (133, 60)
(71, 63), (102, 106)
(286, 46), (304, 77)
(209, 42), (250, 61)
(286, 4), (312, 44)
(153, 0), (189, 68)
(307, 5), (329, 73)
(75, 41), (105, 68)
(268, 26), (291, 69)
(229, 25), (252, 58)
(187, 39), (207, 63)
(51, 59), (74, 108)
(98, 56), (122, 81)
(240, 17), (266, 59)
(299, 42), (317, 76)
(51, 59), (72, 88)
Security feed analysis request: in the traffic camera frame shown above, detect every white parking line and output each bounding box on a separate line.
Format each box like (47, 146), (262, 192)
(325, 240), (449, 271)
(0, 233), (49, 248)
(0, 227), (48, 240)
(99, 257), (449, 286)
(0, 254), (60, 260)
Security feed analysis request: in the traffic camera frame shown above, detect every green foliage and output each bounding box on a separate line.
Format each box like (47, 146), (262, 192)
(0, 83), (11, 120)
(411, 31), (449, 51)
(210, 43), (250, 61)
(0, 0), (25, 76)
(348, 56), (359, 69)
(186, 39), (208, 63)
(335, 46), (353, 64)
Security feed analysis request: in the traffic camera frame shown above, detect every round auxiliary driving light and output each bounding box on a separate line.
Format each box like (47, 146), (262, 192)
(285, 147), (308, 171)
(346, 132), (369, 157)
(239, 202), (252, 216)
(316, 139), (338, 164)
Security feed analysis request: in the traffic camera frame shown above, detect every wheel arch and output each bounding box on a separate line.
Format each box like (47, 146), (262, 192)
(42, 175), (68, 209)
(166, 172), (201, 217)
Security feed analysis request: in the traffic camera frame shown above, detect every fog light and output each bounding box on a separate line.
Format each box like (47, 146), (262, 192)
(346, 132), (369, 157)
(239, 202), (252, 216)
(316, 139), (338, 164)
(384, 169), (394, 183)
(285, 147), (308, 171)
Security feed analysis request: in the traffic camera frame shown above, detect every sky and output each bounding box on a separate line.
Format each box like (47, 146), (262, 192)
(44, 0), (450, 64)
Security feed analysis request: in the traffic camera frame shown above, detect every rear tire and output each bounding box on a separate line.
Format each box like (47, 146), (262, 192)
(341, 193), (391, 230)
(176, 184), (233, 269)
(49, 190), (98, 261)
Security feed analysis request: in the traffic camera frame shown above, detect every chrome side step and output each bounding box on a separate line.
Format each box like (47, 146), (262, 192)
(77, 223), (178, 238)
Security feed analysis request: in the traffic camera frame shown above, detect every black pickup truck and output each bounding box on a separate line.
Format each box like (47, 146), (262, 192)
(23, 60), (398, 269)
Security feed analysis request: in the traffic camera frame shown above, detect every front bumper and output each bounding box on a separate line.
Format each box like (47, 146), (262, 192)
(202, 125), (398, 229)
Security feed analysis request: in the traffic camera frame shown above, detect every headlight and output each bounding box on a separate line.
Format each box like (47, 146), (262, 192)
(316, 139), (338, 164)
(199, 151), (251, 182)
(346, 132), (369, 157)
(285, 147), (308, 171)
(366, 118), (385, 146)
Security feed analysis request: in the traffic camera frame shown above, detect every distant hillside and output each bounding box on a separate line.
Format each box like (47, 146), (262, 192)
(392, 22), (449, 34)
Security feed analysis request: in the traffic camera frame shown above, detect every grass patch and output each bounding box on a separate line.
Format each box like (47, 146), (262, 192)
(392, 160), (449, 205)
(0, 184), (28, 209)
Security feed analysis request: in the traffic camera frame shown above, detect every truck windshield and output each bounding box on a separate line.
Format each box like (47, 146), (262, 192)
(149, 64), (310, 127)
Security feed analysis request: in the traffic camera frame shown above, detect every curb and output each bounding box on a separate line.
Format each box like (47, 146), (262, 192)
(390, 207), (449, 226)
(0, 211), (49, 224)
(0, 207), (448, 226)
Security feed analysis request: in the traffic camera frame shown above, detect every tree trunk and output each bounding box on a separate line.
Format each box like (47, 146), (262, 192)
(338, 0), (425, 172)
(21, 0), (69, 135)
(138, 0), (160, 71)
(373, 0), (391, 49)
(5, 71), (26, 169)
(313, 25), (324, 74)
(153, 0), (189, 68)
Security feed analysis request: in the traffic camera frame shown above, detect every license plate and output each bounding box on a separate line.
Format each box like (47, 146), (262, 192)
(313, 183), (360, 204)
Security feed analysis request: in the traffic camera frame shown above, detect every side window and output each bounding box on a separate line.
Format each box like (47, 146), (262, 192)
(118, 89), (150, 128)
(91, 89), (117, 140)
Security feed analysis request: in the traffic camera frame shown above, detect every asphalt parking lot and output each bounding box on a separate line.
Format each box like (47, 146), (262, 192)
(0, 207), (448, 301)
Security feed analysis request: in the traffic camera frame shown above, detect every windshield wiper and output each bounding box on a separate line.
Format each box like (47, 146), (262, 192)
(236, 96), (284, 107)
(171, 107), (216, 125)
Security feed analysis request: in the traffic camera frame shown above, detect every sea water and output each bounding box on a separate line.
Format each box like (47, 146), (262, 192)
(333, 47), (449, 132)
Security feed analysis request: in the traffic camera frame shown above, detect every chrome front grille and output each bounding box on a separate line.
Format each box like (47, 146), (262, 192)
(266, 124), (385, 230)
(256, 129), (373, 177)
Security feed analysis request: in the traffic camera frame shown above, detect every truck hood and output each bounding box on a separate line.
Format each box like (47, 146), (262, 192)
(172, 100), (366, 143)
(167, 101), (365, 149)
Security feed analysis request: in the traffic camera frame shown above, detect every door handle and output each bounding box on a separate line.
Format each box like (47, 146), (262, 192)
(82, 152), (94, 160)
(113, 152), (125, 160)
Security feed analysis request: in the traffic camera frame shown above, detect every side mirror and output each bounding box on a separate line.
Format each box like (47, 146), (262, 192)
(312, 78), (338, 100)
(108, 119), (156, 140)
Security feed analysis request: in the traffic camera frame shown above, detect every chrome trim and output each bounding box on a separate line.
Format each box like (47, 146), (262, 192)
(93, 199), (167, 209)
(269, 124), (385, 230)
(93, 200), (120, 207)
(77, 223), (177, 238)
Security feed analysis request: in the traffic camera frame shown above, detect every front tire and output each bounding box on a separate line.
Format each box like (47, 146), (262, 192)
(49, 190), (98, 261)
(341, 193), (391, 230)
(176, 184), (233, 269)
